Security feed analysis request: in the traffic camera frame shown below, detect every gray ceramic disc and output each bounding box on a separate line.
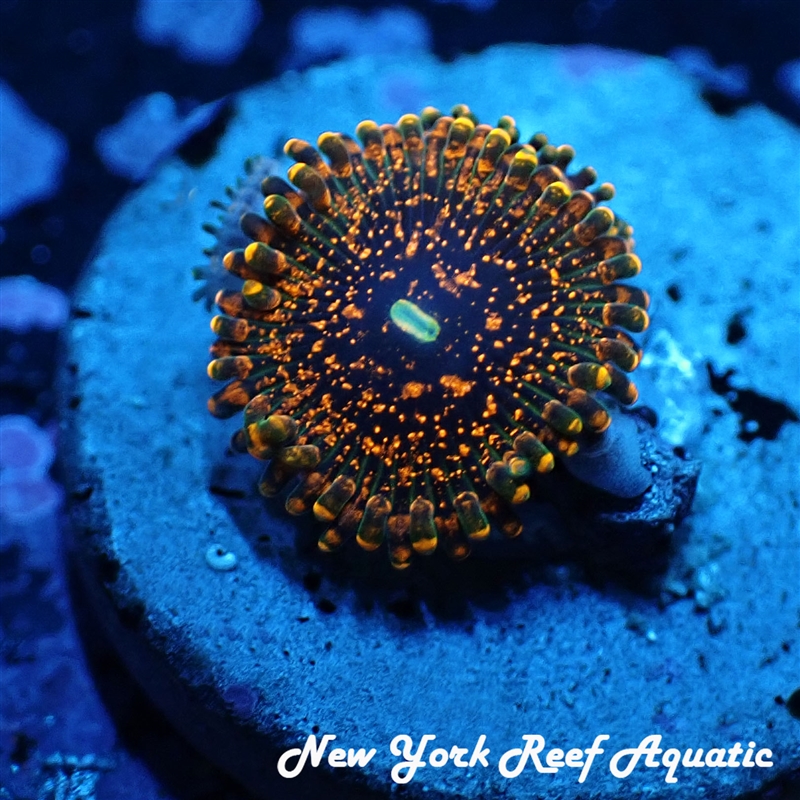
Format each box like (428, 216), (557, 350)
(59, 45), (800, 799)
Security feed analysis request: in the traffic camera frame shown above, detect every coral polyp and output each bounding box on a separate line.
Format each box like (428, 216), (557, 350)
(206, 104), (650, 568)
(193, 155), (277, 308)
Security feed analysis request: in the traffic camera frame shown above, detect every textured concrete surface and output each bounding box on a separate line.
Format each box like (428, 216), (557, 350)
(58, 45), (800, 799)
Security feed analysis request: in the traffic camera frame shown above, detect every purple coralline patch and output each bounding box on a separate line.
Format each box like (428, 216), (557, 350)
(0, 275), (69, 334)
(430, 0), (497, 9)
(0, 415), (55, 477)
(95, 93), (225, 182)
(775, 59), (800, 105)
(221, 684), (260, 720)
(668, 46), (750, 99)
(286, 6), (431, 69)
(0, 415), (62, 525)
(0, 81), (68, 220)
(135, 0), (262, 65)
(558, 45), (644, 80)
(0, 476), (63, 524)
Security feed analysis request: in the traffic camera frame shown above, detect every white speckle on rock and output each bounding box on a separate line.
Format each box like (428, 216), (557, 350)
(206, 544), (237, 571)
(638, 329), (705, 448)
(743, 419), (759, 434)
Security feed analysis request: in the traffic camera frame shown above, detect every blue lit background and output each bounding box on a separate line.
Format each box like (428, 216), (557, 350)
(1, 1), (798, 798)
